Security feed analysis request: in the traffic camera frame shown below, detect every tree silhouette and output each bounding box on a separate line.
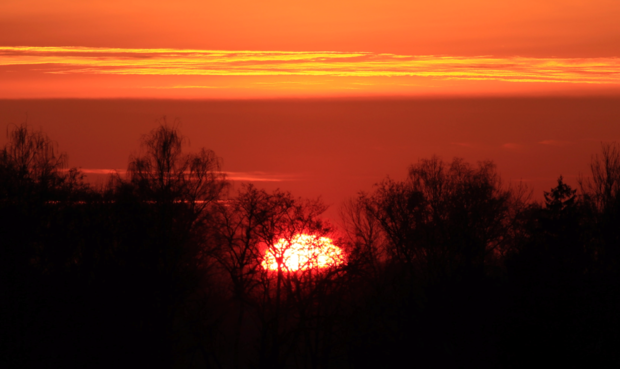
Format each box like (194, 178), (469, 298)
(579, 142), (620, 273)
(97, 121), (229, 367)
(0, 123), (92, 368)
(3, 120), (620, 368)
(545, 176), (577, 213)
(213, 184), (338, 369)
(354, 156), (525, 281)
(581, 142), (620, 212)
(338, 156), (530, 368)
(502, 170), (617, 368)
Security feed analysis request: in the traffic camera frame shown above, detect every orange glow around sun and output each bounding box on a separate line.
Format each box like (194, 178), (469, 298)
(261, 234), (344, 272)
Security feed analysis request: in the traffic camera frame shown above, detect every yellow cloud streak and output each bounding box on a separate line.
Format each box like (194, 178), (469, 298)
(1, 46), (618, 84)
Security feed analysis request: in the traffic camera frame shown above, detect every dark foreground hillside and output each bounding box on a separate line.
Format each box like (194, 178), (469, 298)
(2, 123), (620, 368)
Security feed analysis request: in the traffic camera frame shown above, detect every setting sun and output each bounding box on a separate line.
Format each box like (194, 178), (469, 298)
(261, 234), (344, 271)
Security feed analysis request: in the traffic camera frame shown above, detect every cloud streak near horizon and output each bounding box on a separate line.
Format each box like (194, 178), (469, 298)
(77, 168), (293, 182)
(2, 46), (619, 85)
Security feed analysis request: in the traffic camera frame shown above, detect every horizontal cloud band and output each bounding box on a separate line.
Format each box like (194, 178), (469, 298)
(1, 46), (619, 84)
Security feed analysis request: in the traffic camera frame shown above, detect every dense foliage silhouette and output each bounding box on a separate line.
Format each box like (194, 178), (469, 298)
(1, 122), (619, 368)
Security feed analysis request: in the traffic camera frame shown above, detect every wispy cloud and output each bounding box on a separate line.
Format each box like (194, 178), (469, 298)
(144, 85), (228, 89)
(580, 138), (620, 143)
(224, 171), (298, 182)
(77, 168), (295, 182)
(510, 174), (579, 182)
(452, 142), (476, 148)
(538, 139), (571, 146)
(79, 168), (126, 175)
(1, 46), (619, 85)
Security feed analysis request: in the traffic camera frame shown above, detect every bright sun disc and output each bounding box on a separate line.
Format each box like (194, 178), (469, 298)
(261, 234), (344, 271)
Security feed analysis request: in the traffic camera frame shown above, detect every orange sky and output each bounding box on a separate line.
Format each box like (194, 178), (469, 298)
(1, 0), (619, 97)
(2, 0), (619, 56)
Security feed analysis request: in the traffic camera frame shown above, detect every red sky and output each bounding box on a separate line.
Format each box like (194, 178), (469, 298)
(1, 0), (619, 221)
(1, 98), (619, 221)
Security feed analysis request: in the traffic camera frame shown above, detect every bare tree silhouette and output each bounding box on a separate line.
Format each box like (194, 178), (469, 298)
(213, 183), (339, 369)
(3, 121), (620, 369)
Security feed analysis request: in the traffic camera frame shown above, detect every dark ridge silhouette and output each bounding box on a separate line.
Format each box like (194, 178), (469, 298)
(1, 122), (620, 368)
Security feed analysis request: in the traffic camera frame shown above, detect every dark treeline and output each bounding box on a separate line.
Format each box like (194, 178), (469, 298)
(1, 122), (619, 368)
